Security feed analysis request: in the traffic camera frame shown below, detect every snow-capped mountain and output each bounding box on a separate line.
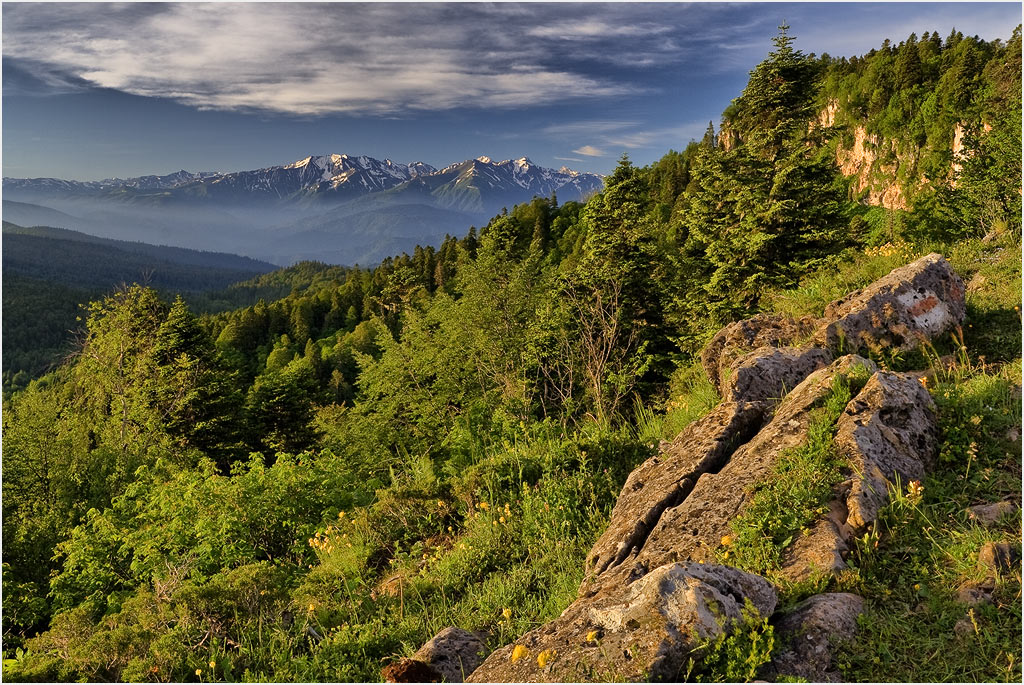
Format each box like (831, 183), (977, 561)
(3, 154), (600, 206)
(2, 154), (605, 266)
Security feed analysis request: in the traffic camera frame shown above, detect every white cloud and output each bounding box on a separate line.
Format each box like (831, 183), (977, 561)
(1, 4), (646, 116)
(526, 20), (672, 40)
(572, 145), (605, 157)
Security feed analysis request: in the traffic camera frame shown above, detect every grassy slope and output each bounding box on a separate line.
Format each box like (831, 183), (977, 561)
(766, 235), (1022, 682)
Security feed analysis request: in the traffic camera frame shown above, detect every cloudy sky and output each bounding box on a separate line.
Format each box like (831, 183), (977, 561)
(3, 2), (1019, 180)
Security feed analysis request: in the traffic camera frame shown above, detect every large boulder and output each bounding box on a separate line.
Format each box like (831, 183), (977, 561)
(584, 401), (767, 589)
(466, 563), (776, 683)
(722, 346), (834, 403)
(769, 593), (864, 682)
(818, 253), (966, 352)
(701, 314), (818, 393)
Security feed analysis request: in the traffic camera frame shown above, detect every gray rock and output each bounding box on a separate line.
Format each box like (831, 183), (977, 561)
(701, 313), (819, 393)
(413, 627), (488, 683)
(722, 346), (834, 404)
(837, 371), (938, 532)
(770, 593), (864, 683)
(818, 253), (966, 352)
(967, 501), (1019, 526)
(466, 563), (776, 683)
(977, 542), (1020, 574)
(583, 401), (767, 589)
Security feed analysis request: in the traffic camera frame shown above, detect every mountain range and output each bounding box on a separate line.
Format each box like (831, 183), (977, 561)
(3, 155), (604, 265)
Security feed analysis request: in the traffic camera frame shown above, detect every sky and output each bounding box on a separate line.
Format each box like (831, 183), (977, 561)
(2, 2), (1020, 181)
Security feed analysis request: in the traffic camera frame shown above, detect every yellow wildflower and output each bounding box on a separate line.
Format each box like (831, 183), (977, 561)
(586, 630), (599, 643)
(195, 669), (202, 676)
(338, 510), (345, 518)
(919, 376), (929, 388)
(308, 603), (315, 613)
(502, 607), (512, 620)
(720, 535), (734, 546)
(209, 661), (216, 669)
(537, 649), (556, 668)
(510, 644), (528, 663)
(438, 500), (445, 508)
(479, 501), (490, 510)
(499, 516), (506, 524)
(970, 415), (982, 425)
(908, 480), (924, 500)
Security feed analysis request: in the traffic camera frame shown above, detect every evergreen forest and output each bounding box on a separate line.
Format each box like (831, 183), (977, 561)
(3, 26), (1021, 683)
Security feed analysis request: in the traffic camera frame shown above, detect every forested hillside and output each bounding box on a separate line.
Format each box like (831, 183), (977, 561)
(3, 26), (1020, 683)
(1, 223), (276, 390)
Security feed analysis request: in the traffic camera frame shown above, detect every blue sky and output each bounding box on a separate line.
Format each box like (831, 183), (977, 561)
(3, 2), (1020, 180)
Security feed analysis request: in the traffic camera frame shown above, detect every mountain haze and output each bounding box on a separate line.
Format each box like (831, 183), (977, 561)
(3, 154), (604, 265)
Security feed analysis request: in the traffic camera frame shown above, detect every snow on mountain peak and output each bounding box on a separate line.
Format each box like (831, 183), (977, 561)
(476, 156), (492, 164)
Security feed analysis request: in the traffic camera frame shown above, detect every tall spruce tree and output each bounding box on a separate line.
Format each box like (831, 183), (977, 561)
(676, 25), (848, 345)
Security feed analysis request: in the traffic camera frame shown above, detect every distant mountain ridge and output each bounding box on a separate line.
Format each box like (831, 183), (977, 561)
(3, 154), (602, 206)
(3, 154), (605, 266)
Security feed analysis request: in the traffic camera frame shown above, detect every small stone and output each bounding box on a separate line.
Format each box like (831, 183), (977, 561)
(967, 501), (1018, 526)
(413, 627), (488, 682)
(953, 617), (975, 637)
(956, 583), (993, 606)
(382, 658), (442, 683)
(978, 542), (1020, 574)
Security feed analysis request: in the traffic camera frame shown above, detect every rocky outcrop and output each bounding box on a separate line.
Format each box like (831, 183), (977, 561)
(584, 402), (767, 585)
(722, 346), (834, 403)
(818, 253), (966, 352)
(701, 314), (818, 394)
(467, 563), (776, 683)
(769, 593), (865, 682)
(598, 356), (877, 585)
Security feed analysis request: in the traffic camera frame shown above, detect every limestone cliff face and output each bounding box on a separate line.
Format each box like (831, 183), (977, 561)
(720, 100), (972, 212)
(834, 123), (913, 210)
(823, 99), (983, 210)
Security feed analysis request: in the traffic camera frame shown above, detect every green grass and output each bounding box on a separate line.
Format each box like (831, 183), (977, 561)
(834, 355), (1022, 683)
